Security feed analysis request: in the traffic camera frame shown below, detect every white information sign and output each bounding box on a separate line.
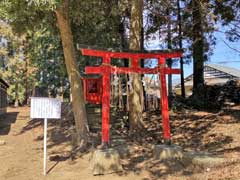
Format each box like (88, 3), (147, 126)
(30, 97), (61, 176)
(30, 97), (61, 119)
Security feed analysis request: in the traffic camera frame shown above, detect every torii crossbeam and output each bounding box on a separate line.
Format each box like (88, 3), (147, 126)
(81, 48), (183, 146)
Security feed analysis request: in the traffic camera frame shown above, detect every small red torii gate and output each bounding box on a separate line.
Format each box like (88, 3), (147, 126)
(81, 48), (183, 146)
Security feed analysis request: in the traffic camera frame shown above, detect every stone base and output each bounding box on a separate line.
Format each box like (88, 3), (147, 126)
(153, 144), (184, 160)
(153, 144), (225, 168)
(91, 148), (123, 175)
(185, 152), (225, 168)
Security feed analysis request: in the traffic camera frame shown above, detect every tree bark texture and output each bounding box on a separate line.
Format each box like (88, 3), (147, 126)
(192, 0), (204, 95)
(177, 0), (185, 98)
(14, 82), (19, 107)
(129, 0), (144, 131)
(55, 0), (89, 144)
(166, 7), (173, 98)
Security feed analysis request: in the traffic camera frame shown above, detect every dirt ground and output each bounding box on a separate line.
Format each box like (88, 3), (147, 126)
(0, 106), (240, 180)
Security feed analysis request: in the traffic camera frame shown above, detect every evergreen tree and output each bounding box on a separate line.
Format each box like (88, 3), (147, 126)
(0, 0), (89, 149)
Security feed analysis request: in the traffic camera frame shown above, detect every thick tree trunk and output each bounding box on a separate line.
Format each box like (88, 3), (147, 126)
(192, 0), (204, 95)
(129, 0), (144, 131)
(177, 0), (185, 98)
(55, 0), (89, 147)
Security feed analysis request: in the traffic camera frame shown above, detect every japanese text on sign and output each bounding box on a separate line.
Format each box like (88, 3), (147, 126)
(30, 97), (61, 119)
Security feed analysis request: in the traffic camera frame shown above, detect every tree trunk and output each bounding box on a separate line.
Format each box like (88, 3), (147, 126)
(57, 82), (64, 102)
(14, 82), (19, 107)
(119, 19), (129, 113)
(129, 0), (144, 131)
(177, 0), (185, 98)
(55, 0), (89, 147)
(24, 57), (29, 105)
(166, 6), (173, 103)
(125, 74), (130, 112)
(140, 26), (146, 111)
(118, 75), (123, 110)
(192, 0), (204, 95)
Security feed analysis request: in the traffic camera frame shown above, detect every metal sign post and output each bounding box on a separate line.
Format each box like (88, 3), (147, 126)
(43, 118), (47, 176)
(30, 97), (61, 176)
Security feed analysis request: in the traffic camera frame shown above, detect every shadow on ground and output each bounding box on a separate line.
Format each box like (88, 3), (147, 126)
(0, 111), (19, 135)
(9, 104), (240, 179)
(109, 105), (240, 179)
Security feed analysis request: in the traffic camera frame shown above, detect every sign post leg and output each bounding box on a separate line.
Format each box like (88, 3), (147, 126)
(43, 118), (47, 176)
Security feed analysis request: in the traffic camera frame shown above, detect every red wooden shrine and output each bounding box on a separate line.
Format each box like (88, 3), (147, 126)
(81, 48), (183, 145)
(82, 77), (102, 104)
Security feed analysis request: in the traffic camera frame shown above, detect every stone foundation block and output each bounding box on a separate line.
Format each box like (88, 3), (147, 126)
(91, 148), (123, 175)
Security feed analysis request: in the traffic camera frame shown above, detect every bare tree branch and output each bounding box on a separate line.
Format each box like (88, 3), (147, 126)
(221, 39), (240, 53)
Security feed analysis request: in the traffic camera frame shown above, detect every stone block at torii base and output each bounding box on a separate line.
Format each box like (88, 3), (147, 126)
(153, 144), (226, 168)
(91, 148), (123, 175)
(153, 144), (184, 160)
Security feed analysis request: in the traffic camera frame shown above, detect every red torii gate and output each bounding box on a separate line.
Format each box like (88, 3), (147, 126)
(81, 48), (183, 146)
